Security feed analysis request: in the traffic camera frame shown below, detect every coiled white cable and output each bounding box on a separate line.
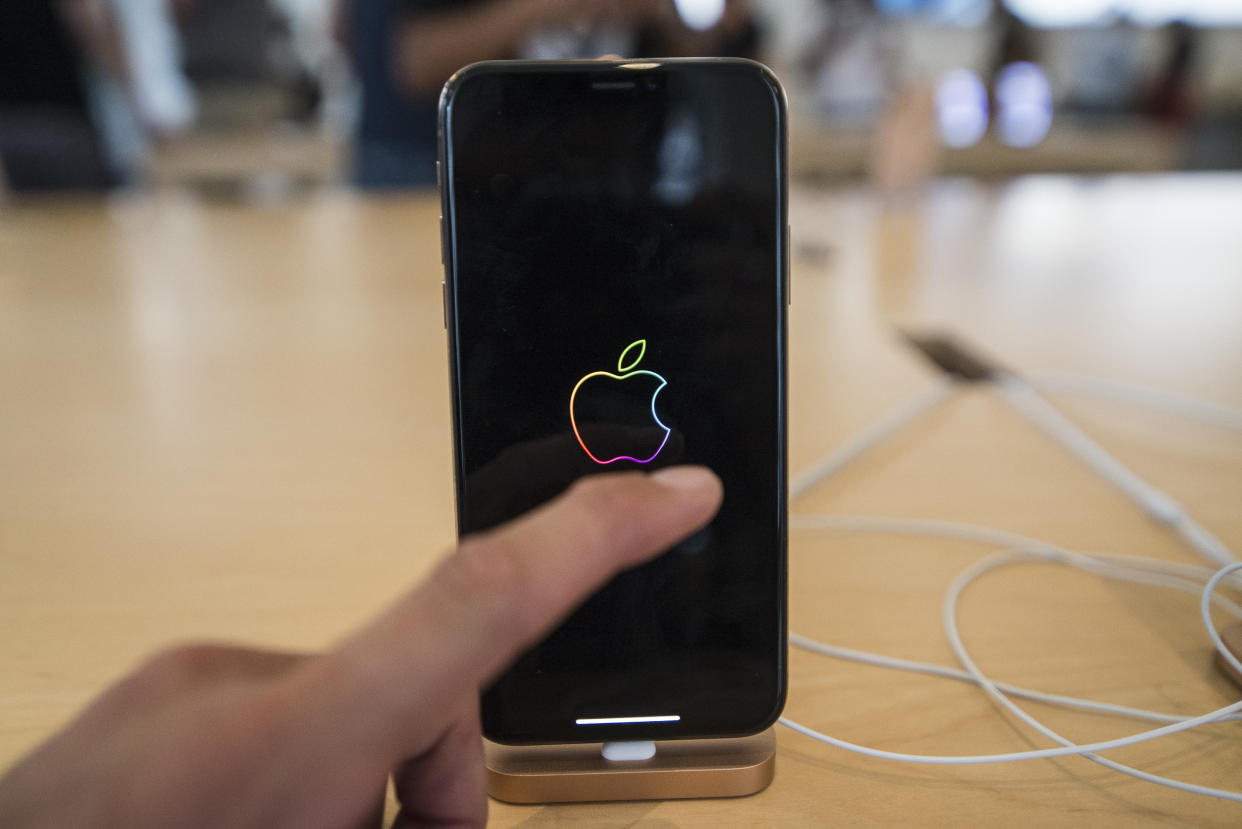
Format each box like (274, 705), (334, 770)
(782, 372), (1242, 801)
(943, 552), (1242, 801)
(788, 517), (1242, 724)
(790, 633), (1241, 725)
(782, 526), (1242, 799)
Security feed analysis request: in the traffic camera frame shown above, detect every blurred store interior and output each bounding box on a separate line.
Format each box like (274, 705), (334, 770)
(2, 0), (1240, 200)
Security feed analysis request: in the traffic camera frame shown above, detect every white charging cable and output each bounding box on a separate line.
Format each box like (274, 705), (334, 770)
(942, 552), (1242, 801)
(1028, 370), (1242, 433)
(996, 372), (1236, 569)
(790, 516), (1242, 725)
(788, 378), (957, 499)
(782, 372), (1242, 801)
(781, 548), (1242, 800)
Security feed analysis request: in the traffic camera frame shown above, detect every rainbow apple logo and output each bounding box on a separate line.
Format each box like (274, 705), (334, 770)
(570, 339), (670, 464)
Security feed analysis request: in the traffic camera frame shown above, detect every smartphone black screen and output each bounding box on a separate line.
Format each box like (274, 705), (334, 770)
(441, 60), (786, 744)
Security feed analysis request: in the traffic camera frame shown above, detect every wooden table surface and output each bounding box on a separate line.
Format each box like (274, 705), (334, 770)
(2, 175), (1240, 826)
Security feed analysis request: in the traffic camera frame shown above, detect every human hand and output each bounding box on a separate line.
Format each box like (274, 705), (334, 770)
(0, 467), (723, 829)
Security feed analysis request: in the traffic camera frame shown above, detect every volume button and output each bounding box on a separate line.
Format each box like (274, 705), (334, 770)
(441, 280), (447, 329)
(785, 223), (791, 305)
(439, 215), (445, 264)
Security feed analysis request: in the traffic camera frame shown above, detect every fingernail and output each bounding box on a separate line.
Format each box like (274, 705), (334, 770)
(650, 465), (715, 491)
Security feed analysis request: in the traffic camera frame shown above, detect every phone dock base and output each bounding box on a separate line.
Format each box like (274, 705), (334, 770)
(484, 727), (776, 804)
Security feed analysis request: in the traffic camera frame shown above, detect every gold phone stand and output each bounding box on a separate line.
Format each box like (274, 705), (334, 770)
(485, 728), (776, 804)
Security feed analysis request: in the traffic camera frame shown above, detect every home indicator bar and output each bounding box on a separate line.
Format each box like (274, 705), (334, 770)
(575, 715), (681, 725)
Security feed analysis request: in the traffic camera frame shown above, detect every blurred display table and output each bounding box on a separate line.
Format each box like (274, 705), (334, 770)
(1, 175), (1240, 826)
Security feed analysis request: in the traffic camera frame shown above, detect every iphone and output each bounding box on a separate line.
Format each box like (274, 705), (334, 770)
(439, 58), (787, 745)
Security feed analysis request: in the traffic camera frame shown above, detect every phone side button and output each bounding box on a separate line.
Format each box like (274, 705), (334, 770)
(441, 280), (447, 329)
(439, 215), (446, 264)
(785, 223), (792, 305)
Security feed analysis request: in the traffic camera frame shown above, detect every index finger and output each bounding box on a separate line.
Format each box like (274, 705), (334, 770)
(318, 466), (722, 758)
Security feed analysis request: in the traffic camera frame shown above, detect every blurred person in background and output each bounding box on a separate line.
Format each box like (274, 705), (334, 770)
(987, 6), (1038, 108)
(0, 0), (116, 192)
(337, 0), (757, 190)
(0, 0), (193, 196)
(0, 0), (195, 196)
(271, 0), (356, 129)
(1063, 15), (1141, 117)
(802, 0), (894, 127)
(88, 0), (198, 185)
(1144, 21), (1198, 130)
